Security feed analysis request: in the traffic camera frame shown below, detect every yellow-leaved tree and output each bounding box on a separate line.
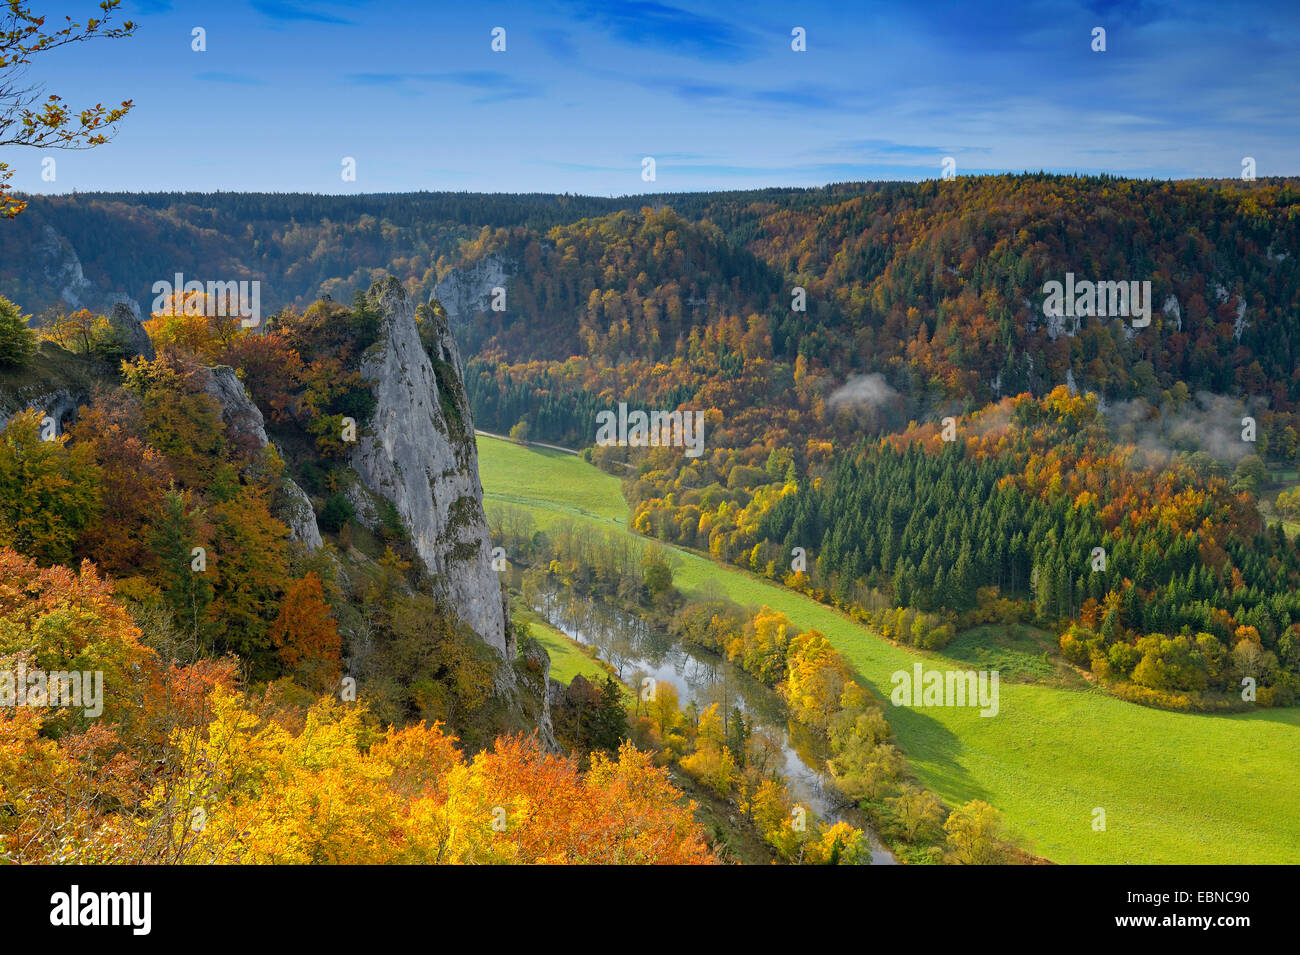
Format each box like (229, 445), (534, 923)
(141, 691), (716, 865)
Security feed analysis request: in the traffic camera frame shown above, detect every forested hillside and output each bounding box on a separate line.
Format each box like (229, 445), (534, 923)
(11, 175), (1300, 407)
(1, 187), (843, 318)
(0, 280), (717, 864)
(465, 176), (1300, 432)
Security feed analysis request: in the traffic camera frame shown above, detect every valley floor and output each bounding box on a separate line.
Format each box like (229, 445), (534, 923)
(478, 435), (1300, 865)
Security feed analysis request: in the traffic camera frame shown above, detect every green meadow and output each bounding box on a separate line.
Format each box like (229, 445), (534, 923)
(478, 435), (1300, 864)
(513, 605), (613, 686)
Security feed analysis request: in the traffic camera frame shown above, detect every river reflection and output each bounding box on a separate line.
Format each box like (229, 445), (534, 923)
(533, 587), (898, 865)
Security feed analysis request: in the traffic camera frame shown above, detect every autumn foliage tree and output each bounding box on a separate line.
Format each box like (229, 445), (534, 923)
(0, 546), (152, 730)
(269, 572), (342, 691)
(0, 408), (101, 566)
(121, 353), (228, 489)
(143, 292), (245, 361)
(942, 799), (1015, 865)
(206, 486), (290, 670)
(136, 692), (714, 865)
(68, 395), (172, 579)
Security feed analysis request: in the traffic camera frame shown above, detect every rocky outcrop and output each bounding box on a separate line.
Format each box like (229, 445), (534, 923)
(433, 253), (515, 332)
(349, 277), (508, 655)
(37, 224), (94, 309)
(1162, 294), (1182, 332)
(200, 365), (322, 554)
(109, 301), (154, 361)
(1212, 283), (1249, 342)
(516, 636), (556, 748)
(279, 479), (324, 553)
(0, 387), (82, 435)
(203, 365), (270, 450)
(0, 341), (98, 436)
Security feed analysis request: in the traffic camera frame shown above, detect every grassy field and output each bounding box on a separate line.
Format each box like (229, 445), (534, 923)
(943, 624), (1080, 686)
(513, 605), (613, 686)
(477, 434), (1300, 864)
(480, 442), (630, 525)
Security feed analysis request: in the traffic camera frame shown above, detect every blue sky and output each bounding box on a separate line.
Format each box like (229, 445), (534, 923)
(5, 0), (1299, 195)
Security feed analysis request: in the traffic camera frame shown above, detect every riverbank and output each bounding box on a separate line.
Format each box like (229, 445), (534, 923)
(528, 584), (898, 864)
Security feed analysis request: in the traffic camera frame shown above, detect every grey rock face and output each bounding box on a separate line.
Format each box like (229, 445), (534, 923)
(350, 276), (508, 655)
(279, 478), (324, 553)
(109, 301), (155, 361)
(200, 365), (322, 553)
(203, 365), (270, 449)
(433, 253), (515, 332)
(0, 388), (83, 436)
(37, 224), (94, 309)
(518, 636), (556, 750)
(1162, 294), (1182, 332)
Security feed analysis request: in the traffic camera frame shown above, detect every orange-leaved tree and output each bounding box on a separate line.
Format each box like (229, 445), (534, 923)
(269, 572), (342, 691)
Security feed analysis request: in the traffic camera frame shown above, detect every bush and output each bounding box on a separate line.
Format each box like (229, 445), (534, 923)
(922, 624), (956, 650)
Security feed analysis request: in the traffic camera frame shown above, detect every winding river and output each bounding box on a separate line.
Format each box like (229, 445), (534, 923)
(531, 586), (898, 864)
